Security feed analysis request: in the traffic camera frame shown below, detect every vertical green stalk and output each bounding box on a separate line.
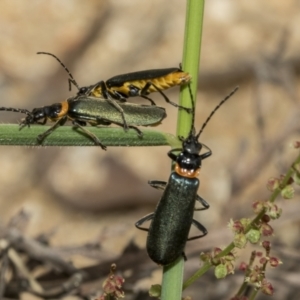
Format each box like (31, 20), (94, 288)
(160, 0), (205, 299)
(161, 257), (184, 300)
(177, 0), (205, 136)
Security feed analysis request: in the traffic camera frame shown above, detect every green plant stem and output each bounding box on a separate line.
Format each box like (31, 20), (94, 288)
(249, 288), (259, 300)
(236, 281), (249, 297)
(0, 124), (179, 148)
(236, 251), (256, 296)
(161, 257), (184, 300)
(177, 0), (205, 136)
(160, 0), (205, 299)
(183, 151), (300, 290)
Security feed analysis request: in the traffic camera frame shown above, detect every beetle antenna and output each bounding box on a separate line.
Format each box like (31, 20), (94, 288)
(196, 86), (239, 139)
(187, 83), (196, 135)
(37, 52), (80, 91)
(0, 107), (32, 116)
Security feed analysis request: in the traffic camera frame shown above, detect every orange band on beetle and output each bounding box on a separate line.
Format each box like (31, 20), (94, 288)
(57, 101), (69, 118)
(175, 163), (200, 178)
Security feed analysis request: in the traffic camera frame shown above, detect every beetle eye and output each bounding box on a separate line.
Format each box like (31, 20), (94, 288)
(78, 87), (88, 94)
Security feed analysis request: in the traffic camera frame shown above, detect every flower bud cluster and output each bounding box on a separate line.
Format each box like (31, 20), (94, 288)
(201, 247), (236, 279)
(97, 264), (125, 300)
(239, 244), (282, 296)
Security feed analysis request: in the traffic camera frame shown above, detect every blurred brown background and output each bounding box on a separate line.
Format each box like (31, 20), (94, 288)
(0, 1), (299, 299)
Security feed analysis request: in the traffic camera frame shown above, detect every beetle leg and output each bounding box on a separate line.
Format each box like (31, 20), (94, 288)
(104, 97), (129, 132)
(104, 85), (128, 103)
(36, 118), (48, 125)
(167, 148), (182, 161)
(135, 213), (155, 232)
(96, 116), (143, 137)
(148, 180), (167, 191)
(194, 194), (210, 211)
(136, 82), (156, 105)
(125, 125), (143, 136)
(99, 83), (129, 130)
(187, 219), (208, 241)
(110, 91), (128, 102)
(36, 117), (67, 144)
(142, 82), (192, 113)
(200, 143), (212, 160)
(72, 120), (107, 150)
(140, 94), (156, 106)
